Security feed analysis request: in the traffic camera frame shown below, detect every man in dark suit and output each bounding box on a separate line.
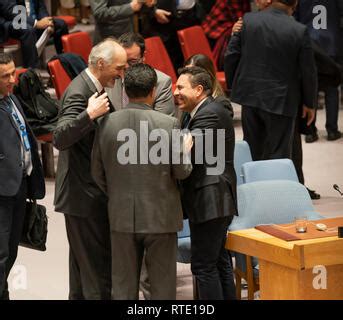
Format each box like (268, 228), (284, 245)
(225, 0), (317, 161)
(92, 63), (192, 299)
(174, 66), (237, 300)
(0, 0), (39, 68)
(18, 0), (69, 57)
(53, 39), (127, 299)
(295, 0), (343, 142)
(141, 0), (199, 69)
(0, 53), (45, 300)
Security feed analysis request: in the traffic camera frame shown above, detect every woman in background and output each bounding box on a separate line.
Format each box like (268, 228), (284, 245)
(184, 53), (234, 118)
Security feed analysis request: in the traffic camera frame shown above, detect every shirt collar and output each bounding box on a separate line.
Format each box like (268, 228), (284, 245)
(190, 98), (207, 119)
(85, 68), (103, 93)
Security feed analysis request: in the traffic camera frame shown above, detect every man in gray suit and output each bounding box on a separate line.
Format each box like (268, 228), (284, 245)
(107, 32), (175, 116)
(90, 0), (155, 44)
(91, 63), (192, 299)
(53, 38), (127, 299)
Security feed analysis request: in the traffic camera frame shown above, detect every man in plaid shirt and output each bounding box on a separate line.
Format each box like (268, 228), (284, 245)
(202, 0), (251, 70)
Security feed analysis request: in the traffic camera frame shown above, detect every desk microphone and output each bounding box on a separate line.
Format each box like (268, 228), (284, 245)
(333, 184), (343, 196)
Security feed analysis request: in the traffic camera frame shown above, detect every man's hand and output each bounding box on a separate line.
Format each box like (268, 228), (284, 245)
(155, 9), (172, 24)
(232, 17), (243, 35)
(130, 0), (144, 12)
(183, 132), (194, 154)
(302, 105), (316, 126)
(36, 17), (54, 29)
(86, 92), (110, 120)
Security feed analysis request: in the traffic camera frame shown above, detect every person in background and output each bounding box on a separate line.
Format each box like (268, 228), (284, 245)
(201, 0), (251, 71)
(107, 32), (175, 116)
(295, 0), (343, 143)
(18, 0), (69, 59)
(59, 0), (92, 25)
(0, 53), (45, 300)
(184, 53), (234, 118)
(89, 0), (155, 44)
(225, 0), (317, 162)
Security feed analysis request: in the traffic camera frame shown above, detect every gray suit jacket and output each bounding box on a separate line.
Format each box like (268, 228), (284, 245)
(90, 0), (134, 44)
(91, 102), (192, 233)
(106, 69), (175, 116)
(53, 70), (108, 217)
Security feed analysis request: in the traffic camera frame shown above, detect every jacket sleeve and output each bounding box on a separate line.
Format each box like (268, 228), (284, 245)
(171, 118), (193, 180)
(53, 92), (95, 150)
(91, 124), (107, 195)
(224, 31), (242, 90)
(36, 0), (49, 20)
(90, 0), (134, 23)
(154, 74), (175, 116)
(299, 28), (318, 109)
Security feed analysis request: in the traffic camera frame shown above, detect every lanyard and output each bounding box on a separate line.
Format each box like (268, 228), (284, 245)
(7, 101), (31, 152)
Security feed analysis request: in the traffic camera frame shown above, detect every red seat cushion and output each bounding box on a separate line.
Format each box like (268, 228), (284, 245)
(54, 15), (76, 28)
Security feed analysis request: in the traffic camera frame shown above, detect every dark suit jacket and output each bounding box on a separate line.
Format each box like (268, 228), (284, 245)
(53, 70), (108, 217)
(16, 0), (49, 26)
(0, 94), (45, 199)
(180, 97), (237, 224)
(225, 7), (318, 118)
(0, 0), (17, 43)
(294, 0), (343, 58)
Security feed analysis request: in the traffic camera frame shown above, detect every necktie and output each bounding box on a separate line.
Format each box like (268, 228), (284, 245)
(99, 89), (115, 113)
(181, 112), (191, 129)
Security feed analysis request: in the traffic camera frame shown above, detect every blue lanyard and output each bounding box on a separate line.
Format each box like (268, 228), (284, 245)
(7, 100), (31, 152)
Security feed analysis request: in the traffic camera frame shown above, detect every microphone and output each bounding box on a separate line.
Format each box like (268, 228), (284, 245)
(333, 184), (343, 196)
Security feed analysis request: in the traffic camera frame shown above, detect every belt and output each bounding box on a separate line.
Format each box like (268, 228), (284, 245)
(175, 8), (195, 19)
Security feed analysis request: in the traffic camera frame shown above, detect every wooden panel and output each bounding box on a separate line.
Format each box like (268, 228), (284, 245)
(227, 231), (304, 269)
(300, 239), (343, 268)
(259, 260), (343, 300)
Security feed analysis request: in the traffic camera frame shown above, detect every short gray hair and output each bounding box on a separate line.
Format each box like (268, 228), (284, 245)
(88, 38), (120, 67)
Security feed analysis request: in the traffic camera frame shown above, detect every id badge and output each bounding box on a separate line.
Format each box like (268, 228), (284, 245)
(22, 130), (31, 151)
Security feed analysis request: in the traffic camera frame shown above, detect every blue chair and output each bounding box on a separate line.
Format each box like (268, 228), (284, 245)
(242, 158), (299, 184)
(229, 180), (323, 299)
(234, 140), (253, 185)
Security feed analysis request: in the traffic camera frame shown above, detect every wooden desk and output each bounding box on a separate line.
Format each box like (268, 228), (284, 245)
(226, 228), (343, 299)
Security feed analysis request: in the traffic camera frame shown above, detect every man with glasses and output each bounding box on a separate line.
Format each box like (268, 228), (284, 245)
(107, 32), (175, 116)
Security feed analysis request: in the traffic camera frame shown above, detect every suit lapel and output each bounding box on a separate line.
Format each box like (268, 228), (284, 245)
(81, 71), (115, 113)
(188, 96), (214, 128)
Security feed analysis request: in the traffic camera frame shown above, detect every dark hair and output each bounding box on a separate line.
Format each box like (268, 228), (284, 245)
(0, 53), (14, 65)
(178, 66), (213, 96)
(124, 63), (157, 99)
(118, 32), (145, 57)
(184, 54), (223, 97)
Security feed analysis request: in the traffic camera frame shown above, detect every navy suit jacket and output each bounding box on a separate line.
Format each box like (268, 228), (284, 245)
(0, 94), (45, 199)
(294, 0), (343, 57)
